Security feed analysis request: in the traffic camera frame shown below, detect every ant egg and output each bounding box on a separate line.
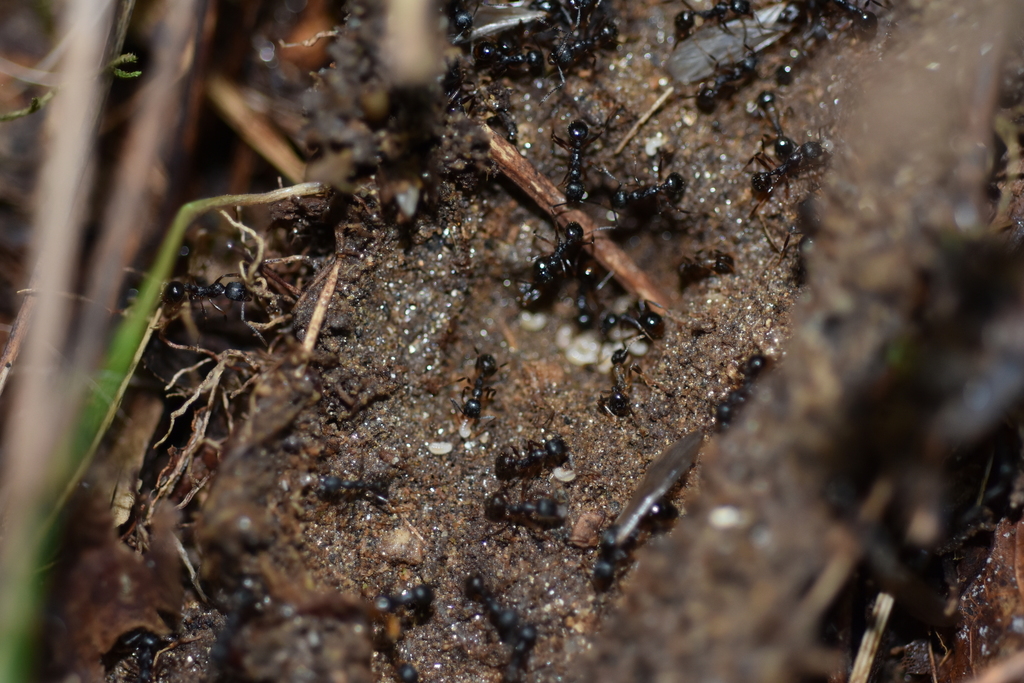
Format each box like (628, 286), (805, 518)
(428, 441), (454, 455)
(519, 311), (548, 332)
(565, 330), (602, 366)
(552, 466), (576, 482)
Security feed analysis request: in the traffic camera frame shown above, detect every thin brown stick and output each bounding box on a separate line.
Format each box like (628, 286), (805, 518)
(613, 87), (675, 156)
(303, 258), (341, 354)
(849, 592), (894, 683)
(484, 125), (670, 307)
(206, 74), (306, 184)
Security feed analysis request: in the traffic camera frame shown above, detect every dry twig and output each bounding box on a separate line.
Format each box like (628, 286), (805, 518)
(613, 87), (675, 156)
(484, 125), (670, 307)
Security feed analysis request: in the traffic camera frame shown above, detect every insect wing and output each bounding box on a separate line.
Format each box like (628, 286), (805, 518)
(456, 4), (549, 43)
(613, 431), (704, 545)
(666, 3), (791, 84)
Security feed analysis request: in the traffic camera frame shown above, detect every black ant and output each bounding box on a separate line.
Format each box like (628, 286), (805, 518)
(601, 300), (664, 341)
(715, 353), (767, 429)
(678, 249), (735, 287)
(750, 140), (828, 200)
(495, 436), (568, 479)
(518, 222), (591, 306)
(318, 475), (389, 505)
(481, 83), (520, 143)
(572, 258), (610, 329)
(592, 499), (678, 584)
(610, 171), (687, 212)
(552, 120), (600, 206)
(545, 21), (618, 99)
(116, 629), (163, 683)
(451, 352), (499, 419)
(476, 39), (545, 76)
(464, 574), (538, 683)
(755, 90), (796, 161)
(397, 663), (420, 683)
(600, 348), (634, 417)
(533, 221), (588, 287)
(830, 0), (878, 35)
(485, 493), (567, 528)
(374, 583), (435, 619)
(447, 0), (475, 41)
(444, 59), (476, 113)
(162, 275), (265, 344)
(695, 52), (758, 113)
(675, 0), (752, 39)
(593, 431), (702, 586)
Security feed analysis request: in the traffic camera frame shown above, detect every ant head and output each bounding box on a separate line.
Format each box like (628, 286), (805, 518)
(163, 281), (186, 305)
(773, 136), (796, 160)
(398, 664), (419, 683)
(464, 574), (487, 600)
(776, 63), (795, 86)
(696, 87), (717, 114)
(516, 623), (539, 648)
(713, 251), (735, 274)
(639, 310), (664, 339)
(674, 10), (695, 35)
(564, 221), (584, 244)
(223, 280), (250, 302)
(476, 42), (500, 62)
(596, 22), (619, 47)
(740, 53), (758, 71)
(605, 388), (631, 416)
(802, 140), (825, 161)
(485, 493), (508, 520)
(746, 354), (767, 375)
(751, 172), (773, 193)
(463, 398), (483, 418)
(611, 188), (628, 210)
(611, 347), (629, 365)
(525, 49), (544, 74)
(567, 120), (589, 142)
(731, 0), (751, 15)
(663, 172), (686, 196)
(476, 353), (498, 377)
(533, 256), (557, 286)
(854, 9), (878, 35)
(565, 180), (586, 203)
(320, 475), (344, 496)
(495, 609), (520, 641)
(535, 498), (560, 520)
(454, 9), (473, 33)
(545, 436), (566, 459)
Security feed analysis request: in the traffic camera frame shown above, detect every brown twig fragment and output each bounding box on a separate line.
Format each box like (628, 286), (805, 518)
(484, 125), (670, 307)
(206, 74), (306, 184)
(613, 87), (675, 156)
(302, 258), (341, 354)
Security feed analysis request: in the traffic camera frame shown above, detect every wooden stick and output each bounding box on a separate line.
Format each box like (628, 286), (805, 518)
(484, 125), (670, 307)
(613, 86), (675, 156)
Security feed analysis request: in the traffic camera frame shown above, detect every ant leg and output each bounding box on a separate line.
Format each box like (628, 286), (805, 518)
(541, 65), (566, 103)
(239, 302), (267, 347)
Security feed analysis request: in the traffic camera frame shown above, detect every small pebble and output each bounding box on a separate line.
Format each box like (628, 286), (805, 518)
(380, 525), (426, 565)
(569, 510), (606, 548)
